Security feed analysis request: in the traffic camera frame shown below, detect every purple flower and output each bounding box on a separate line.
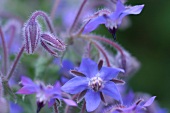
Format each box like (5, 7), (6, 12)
(83, 0), (144, 38)
(112, 96), (156, 113)
(61, 58), (124, 112)
(17, 76), (76, 112)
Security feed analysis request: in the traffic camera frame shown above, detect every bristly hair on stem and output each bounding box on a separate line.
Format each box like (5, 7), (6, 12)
(69, 0), (87, 34)
(81, 34), (126, 71)
(30, 11), (55, 34)
(50, 0), (61, 21)
(92, 41), (111, 67)
(0, 27), (8, 75)
(6, 45), (25, 80)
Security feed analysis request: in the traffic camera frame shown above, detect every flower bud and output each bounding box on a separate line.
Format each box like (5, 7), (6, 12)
(41, 33), (66, 57)
(23, 20), (41, 54)
(115, 50), (140, 77)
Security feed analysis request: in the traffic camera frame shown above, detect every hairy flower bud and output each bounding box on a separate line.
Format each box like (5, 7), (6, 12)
(23, 20), (41, 54)
(115, 50), (140, 77)
(41, 33), (66, 57)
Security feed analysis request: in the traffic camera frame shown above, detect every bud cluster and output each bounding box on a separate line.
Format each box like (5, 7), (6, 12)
(23, 11), (66, 57)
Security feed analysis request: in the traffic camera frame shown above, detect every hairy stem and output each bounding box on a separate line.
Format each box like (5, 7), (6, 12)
(6, 45), (25, 80)
(50, 0), (60, 21)
(0, 27), (8, 75)
(81, 34), (126, 70)
(69, 0), (87, 34)
(92, 41), (111, 67)
(30, 11), (55, 34)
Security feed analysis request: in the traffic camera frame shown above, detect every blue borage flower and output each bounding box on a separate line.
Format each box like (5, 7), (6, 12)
(61, 58), (124, 112)
(109, 96), (156, 113)
(17, 76), (76, 112)
(83, 0), (144, 39)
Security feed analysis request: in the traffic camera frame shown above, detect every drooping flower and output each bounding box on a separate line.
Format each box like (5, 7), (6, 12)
(83, 0), (144, 39)
(107, 96), (156, 113)
(17, 76), (76, 113)
(61, 58), (124, 112)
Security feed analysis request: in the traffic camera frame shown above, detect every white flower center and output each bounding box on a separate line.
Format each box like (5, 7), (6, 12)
(89, 76), (103, 92)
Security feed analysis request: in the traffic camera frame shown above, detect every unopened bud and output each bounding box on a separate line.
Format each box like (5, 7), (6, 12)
(41, 33), (66, 57)
(115, 50), (140, 77)
(23, 20), (41, 54)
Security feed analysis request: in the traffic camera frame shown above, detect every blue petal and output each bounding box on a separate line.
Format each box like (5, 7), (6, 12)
(62, 59), (74, 69)
(16, 86), (38, 94)
(78, 58), (98, 78)
(123, 5), (144, 15)
(102, 81), (122, 103)
(85, 90), (101, 112)
(99, 67), (124, 81)
(110, 0), (125, 20)
(118, 5), (144, 25)
(61, 77), (88, 94)
(48, 98), (55, 107)
(83, 16), (106, 33)
(62, 99), (77, 106)
(20, 76), (35, 86)
(143, 96), (156, 107)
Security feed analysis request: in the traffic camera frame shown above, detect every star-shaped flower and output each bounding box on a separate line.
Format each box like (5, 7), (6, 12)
(83, 0), (144, 39)
(61, 58), (124, 112)
(17, 76), (76, 112)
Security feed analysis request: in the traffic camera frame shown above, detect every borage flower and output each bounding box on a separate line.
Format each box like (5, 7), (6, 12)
(61, 58), (124, 112)
(83, 0), (144, 39)
(107, 96), (156, 113)
(17, 76), (76, 113)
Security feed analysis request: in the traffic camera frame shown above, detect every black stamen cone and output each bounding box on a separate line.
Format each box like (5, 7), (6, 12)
(108, 27), (117, 40)
(36, 101), (45, 113)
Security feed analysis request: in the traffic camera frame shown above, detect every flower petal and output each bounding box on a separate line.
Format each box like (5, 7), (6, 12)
(110, 0), (125, 20)
(20, 76), (35, 86)
(123, 5), (144, 15)
(16, 86), (38, 94)
(78, 58), (98, 78)
(61, 77), (88, 94)
(83, 16), (106, 34)
(99, 67), (124, 81)
(63, 99), (77, 106)
(143, 96), (156, 107)
(102, 81), (122, 103)
(118, 5), (144, 25)
(85, 90), (101, 112)
(48, 98), (55, 107)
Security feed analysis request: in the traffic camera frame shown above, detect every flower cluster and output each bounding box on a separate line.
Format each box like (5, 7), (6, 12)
(17, 76), (76, 112)
(0, 0), (168, 113)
